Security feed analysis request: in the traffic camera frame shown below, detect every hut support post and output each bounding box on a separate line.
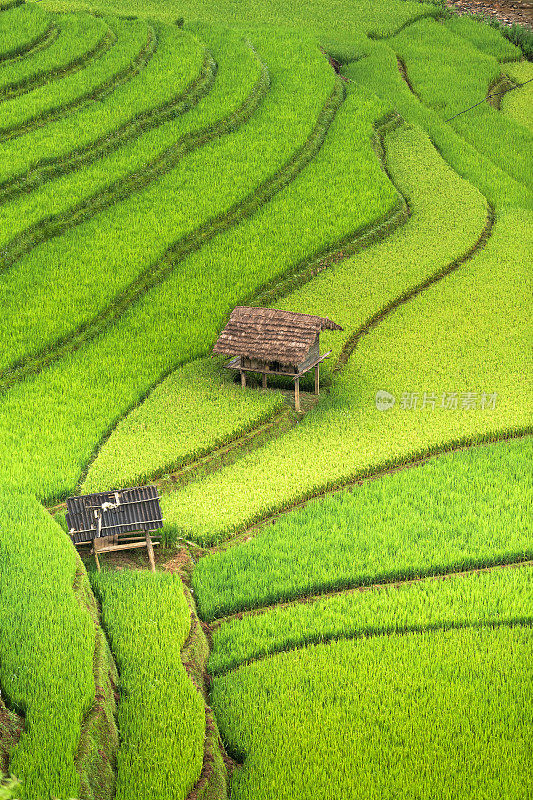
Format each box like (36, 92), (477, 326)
(295, 376), (300, 412)
(94, 514), (102, 571)
(146, 532), (156, 572)
(262, 372), (267, 389)
(240, 370), (246, 388)
(314, 363), (320, 395)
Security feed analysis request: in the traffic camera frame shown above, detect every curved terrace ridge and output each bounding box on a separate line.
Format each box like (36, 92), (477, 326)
(0, 51), (217, 275)
(0, 46), (216, 205)
(78, 110), (495, 505)
(208, 557), (533, 630)
(0, 15), (113, 101)
(0, 69), (348, 393)
(0, 19), (154, 141)
(0, 8), (54, 65)
(212, 616), (532, 679)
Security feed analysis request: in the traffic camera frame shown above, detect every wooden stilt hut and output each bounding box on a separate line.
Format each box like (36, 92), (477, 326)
(66, 486), (163, 571)
(212, 307), (343, 412)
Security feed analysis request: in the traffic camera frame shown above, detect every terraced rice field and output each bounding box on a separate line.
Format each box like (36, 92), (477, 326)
(0, 1), (530, 798)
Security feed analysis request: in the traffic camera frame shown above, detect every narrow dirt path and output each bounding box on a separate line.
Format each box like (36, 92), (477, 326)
(447, 0), (533, 29)
(0, 696), (23, 776)
(396, 56), (418, 96)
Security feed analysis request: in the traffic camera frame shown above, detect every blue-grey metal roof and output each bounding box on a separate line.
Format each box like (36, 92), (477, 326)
(65, 485), (163, 544)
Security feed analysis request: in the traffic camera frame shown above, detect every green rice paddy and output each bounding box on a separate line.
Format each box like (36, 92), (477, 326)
(0, 0), (530, 797)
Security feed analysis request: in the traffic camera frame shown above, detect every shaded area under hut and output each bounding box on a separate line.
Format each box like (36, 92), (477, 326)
(212, 307), (343, 412)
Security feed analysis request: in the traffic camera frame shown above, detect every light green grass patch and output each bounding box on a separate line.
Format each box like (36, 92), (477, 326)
(445, 13), (522, 62)
(275, 123), (487, 375)
(208, 563), (533, 673)
(502, 60), (533, 132)
(212, 625), (532, 800)
(82, 356), (285, 492)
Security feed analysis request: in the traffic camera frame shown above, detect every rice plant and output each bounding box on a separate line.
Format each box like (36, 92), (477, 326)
(208, 563), (533, 673)
(0, 12), (108, 98)
(444, 12), (522, 61)
(345, 40), (532, 211)
(0, 16), (151, 136)
(389, 17), (532, 191)
(0, 21), (206, 280)
(90, 570), (205, 800)
(274, 123), (487, 372)
(0, 3), (530, 799)
(501, 60), (533, 132)
(164, 199), (531, 543)
(0, 489), (96, 799)
(40, 0), (439, 39)
(165, 123), (533, 543)
(0, 17), (209, 189)
(0, 77), (397, 503)
(211, 625), (532, 799)
(0, 3), (50, 62)
(82, 355), (286, 493)
(0, 26), (335, 373)
(194, 437), (532, 619)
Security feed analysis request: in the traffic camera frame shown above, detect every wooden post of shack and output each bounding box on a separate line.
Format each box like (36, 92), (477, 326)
(212, 307), (343, 412)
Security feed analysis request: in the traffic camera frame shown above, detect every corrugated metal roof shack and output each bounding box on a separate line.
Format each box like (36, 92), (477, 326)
(213, 307), (343, 411)
(66, 485), (163, 571)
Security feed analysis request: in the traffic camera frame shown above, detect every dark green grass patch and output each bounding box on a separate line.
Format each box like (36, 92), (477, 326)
(90, 570), (205, 800)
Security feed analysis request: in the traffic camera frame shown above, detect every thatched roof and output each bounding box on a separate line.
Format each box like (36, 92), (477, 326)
(213, 307), (343, 365)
